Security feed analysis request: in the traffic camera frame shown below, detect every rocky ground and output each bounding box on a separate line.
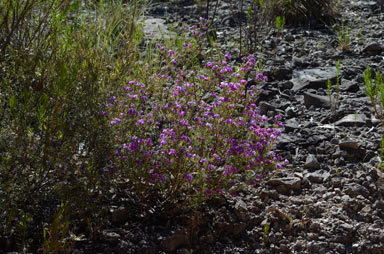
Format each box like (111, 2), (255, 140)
(74, 0), (384, 253)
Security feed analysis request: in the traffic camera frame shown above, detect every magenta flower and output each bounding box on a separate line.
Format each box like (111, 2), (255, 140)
(184, 174), (193, 182)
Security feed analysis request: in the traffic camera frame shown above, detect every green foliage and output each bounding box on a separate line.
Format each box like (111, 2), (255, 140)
(42, 202), (72, 254)
(275, 15), (286, 33)
(327, 59), (341, 112)
(364, 66), (384, 124)
(0, 0), (146, 251)
(380, 136), (384, 172)
(263, 224), (270, 240)
(331, 19), (351, 51)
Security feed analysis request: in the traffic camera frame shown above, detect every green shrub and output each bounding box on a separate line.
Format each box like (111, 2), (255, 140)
(0, 0), (145, 251)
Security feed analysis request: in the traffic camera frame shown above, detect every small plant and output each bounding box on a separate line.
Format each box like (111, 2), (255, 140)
(332, 19), (351, 52)
(327, 59), (341, 112)
(275, 15), (286, 34)
(42, 202), (72, 254)
(379, 135), (384, 172)
(263, 224), (270, 240)
(364, 66), (384, 124)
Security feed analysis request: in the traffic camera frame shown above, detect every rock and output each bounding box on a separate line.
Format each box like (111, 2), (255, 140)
(333, 146), (366, 161)
(276, 134), (300, 149)
(139, 246), (157, 254)
(284, 118), (300, 132)
(142, 18), (176, 40)
(111, 207), (130, 225)
(344, 183), (370, 198)
(259, 101), (276, 115)
(304, 154), (321, 170)
(260, 190), (280, 201)
(176, 248), (191, 254)
(362, 42), (384, 55)
(285, 34), (295, 41)
(339, 139), (360, 150)
(309, 222), (321, 232)
(291, 67), (337, 92)
(101, 230), (121, 245)
(334, 114), (367, 127)
(159, 234), (190, 252)
(235, 200), (250, 222)
(303, 92), (331, 109)
(267, 177), (301, 193)
(232, 222), (247, 235)
(306, 171), (330, 184)
(340, 79), (359, 92)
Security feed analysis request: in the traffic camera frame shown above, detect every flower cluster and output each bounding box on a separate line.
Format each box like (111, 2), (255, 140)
(105, 20), (286, 206)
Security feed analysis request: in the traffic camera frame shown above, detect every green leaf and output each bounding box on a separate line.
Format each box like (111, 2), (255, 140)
(9, 95), (16, 110)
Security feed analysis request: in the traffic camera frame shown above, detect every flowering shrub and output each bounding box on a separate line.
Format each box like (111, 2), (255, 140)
(105, 19), (286, 208)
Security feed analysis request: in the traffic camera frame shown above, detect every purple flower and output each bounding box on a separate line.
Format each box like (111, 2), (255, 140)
(184, 173), (193, 182)
(135, 119), (145, 125)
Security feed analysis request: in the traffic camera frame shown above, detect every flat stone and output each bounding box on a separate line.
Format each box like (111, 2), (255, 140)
(142, 18), (176, 40)
(339, 139), (360, 150)
(284, 118), (300, 132)
(334, 114), (366, 127)
(291, 67), (337, 92)
(340, 79), (359, 93)
(362, 42), (384, 56)
(306, 172), (330, 184)
(267, 177), (301, 191)
(303, 92), (332, 109)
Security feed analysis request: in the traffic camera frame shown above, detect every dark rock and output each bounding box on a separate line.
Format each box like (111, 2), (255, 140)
(284, 118), (300, 132)
(260, 190), (280, 201)
(232, 222), (247, 235)
(362, 42), (384, 55)
(306, 171), (330, 184)
(334, 114), (366, 127)
(344, 183), (370, 198)
(101, 230), (121, 245)
(159, 234), (190, 252)
(267, 177), (301, 193)
(291, 67), (337, 92)
(111, 207), (130, 225)
(259, 101), (276, 115)
(199, 233), (215, 244)
(339, 139), (360, 150)
(139, 246), (157, 254)
(309, 222), (321, 232)
(177, 248), (192, 254)
(340, 79), (359, 92)
(303, 92), (331, 109)
(304, 154), (321, 170)
(234, 200), (250, 222)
